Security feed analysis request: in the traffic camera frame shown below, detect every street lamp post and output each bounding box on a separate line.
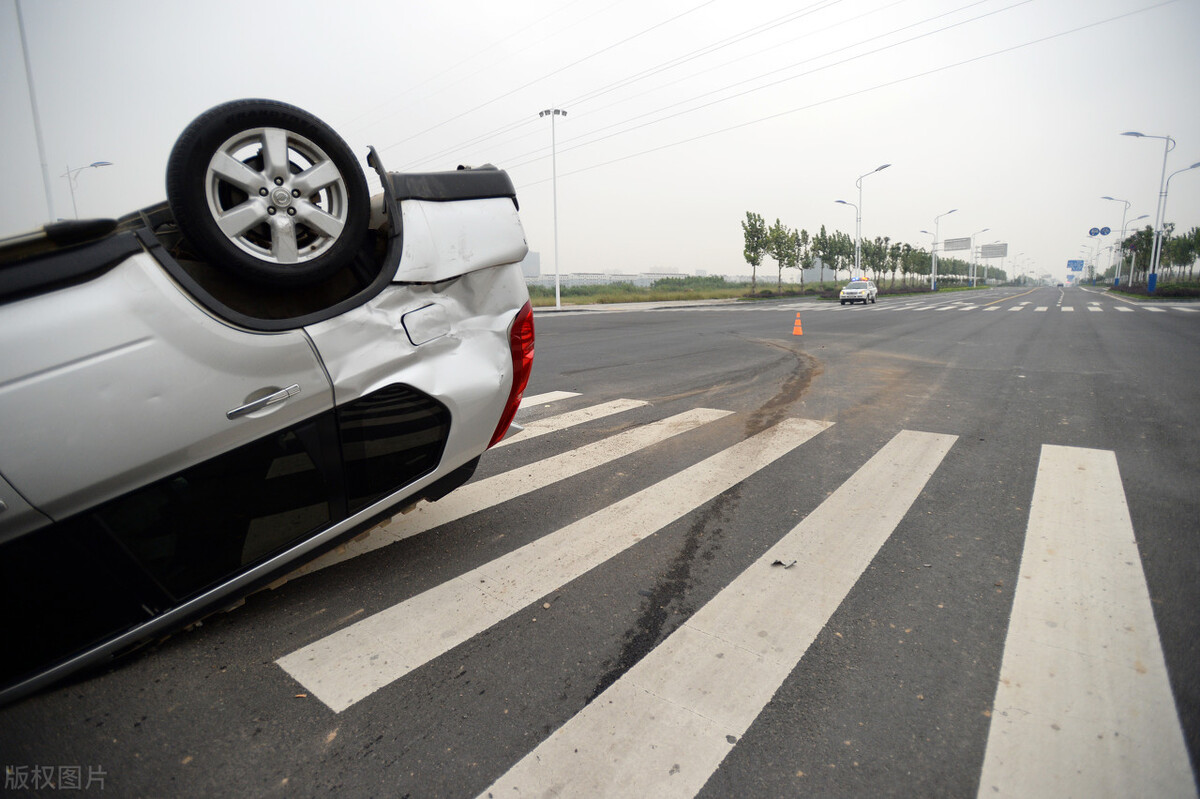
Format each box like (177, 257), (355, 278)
(62, 161), (113, 219)
(1112, 212), (1149, 286)
(931, 209), (956, 291)
(851, 163), (890, 277)
(970, 227), (989, 286)
(1121, 131), (1174, 292)
(1159, 161), (1200, 281)
(539, 108), (567, 308)
(1101, 196), (1130, 286)
(834, 199), (858, 276)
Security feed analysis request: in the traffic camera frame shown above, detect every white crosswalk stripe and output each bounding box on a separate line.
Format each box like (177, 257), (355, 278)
(559, 299), (1199, 316)
(287, 406), (730, 578)
(481, 430), (956, 798)
(492, 397), (648, 449)
(267, 390), (1195, 792)
(521, 391), (581, 406)
(978, 446), (1197, 798)
(278, 416), (832, 712)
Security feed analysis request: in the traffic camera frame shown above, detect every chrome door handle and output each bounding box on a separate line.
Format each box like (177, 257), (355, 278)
(227, 384), (301, 420)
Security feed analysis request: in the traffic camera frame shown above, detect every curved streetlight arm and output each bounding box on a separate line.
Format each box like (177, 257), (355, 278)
(930, 209), (956, 290)
(61, 160), (113, 219)
(1122, 131), (1176, 289)
(1157, 161), (1200, 267)
(851, 164), (890, 278)
(970, 227), (989, 286)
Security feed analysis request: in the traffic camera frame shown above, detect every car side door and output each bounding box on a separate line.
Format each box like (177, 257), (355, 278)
(0, 249), (334, 534)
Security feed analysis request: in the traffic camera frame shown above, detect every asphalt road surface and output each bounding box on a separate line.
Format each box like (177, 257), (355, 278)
(2, 285), (1198, 798)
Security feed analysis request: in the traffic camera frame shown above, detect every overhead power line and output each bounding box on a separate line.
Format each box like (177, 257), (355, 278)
(398, 0), (858, 170)
(379, 0), (723, 155)
(517, 0), (1179, 188)
(501, 0), (1016, 171)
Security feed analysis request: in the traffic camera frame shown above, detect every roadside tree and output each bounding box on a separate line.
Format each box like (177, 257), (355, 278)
(741, 211), (768, 293)
(768, 218), (792, 293)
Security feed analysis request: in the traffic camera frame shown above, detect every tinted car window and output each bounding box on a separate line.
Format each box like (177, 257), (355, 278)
(338, 384), (452, 513)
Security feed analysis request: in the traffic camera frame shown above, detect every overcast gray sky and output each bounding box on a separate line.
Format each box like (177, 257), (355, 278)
(4, 0), (1198, 282)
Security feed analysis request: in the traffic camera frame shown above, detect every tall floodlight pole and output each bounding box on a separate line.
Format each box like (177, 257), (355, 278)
(15, 0), (55, 222)
(931, 209), (956, 291)
(1121, 131), (1174, 292)
(834, 199), (858, 275)
(1101, 196), (1130, 286)
(853, 163), (890, 277)
(62, 161), (113, 218)
(970, 227), (989, 286)
(540, 108), (567, 308)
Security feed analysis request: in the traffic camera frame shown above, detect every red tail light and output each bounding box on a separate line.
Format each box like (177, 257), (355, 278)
(489, 301), (535, 448)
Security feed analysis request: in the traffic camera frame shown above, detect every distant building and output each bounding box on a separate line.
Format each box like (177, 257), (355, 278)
(520, 251), (541, 278)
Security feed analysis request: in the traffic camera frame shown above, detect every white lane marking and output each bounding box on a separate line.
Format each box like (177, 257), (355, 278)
(1035, 307), (1048, 312)
(481, 430), (957, 799)
(978, 446), (1196, 799)
(289, 408), (731, 578)
(1087, 306), (1103, 312)
(984, 307), (1000, 312)
(1062, 307), (1075, 312)
(521, 391), (580, 406)
(1177, 307), (1197, 313)
(278, 417), (833, 713)
(1007, 306), (1023, 312)
(494, 398), (649, 449)
(1116, 307), (1134, 313)
(1146, 307), (1167, 313)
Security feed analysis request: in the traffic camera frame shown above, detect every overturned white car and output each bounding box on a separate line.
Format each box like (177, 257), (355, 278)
(0, 99), (534, 702)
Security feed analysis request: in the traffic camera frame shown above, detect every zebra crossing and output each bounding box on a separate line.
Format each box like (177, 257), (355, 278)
(273, 391), (1195, 798)
(561, 298), (1199, 315)
(761, 299), (1199, 315)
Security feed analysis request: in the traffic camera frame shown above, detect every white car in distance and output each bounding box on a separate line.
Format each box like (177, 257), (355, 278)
(839, 279), (878, 305)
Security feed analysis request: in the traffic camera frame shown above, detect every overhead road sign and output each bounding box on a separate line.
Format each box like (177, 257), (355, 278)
(1067, 260), (1084, 272)
(980, 243), (1008, 258)
(943, 237), (971, 251)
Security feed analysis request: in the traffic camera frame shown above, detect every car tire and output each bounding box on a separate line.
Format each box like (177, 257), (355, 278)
(840, 300), (846, 305)
(166, 99), (369, 287)
(870, 295), (876, 304)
